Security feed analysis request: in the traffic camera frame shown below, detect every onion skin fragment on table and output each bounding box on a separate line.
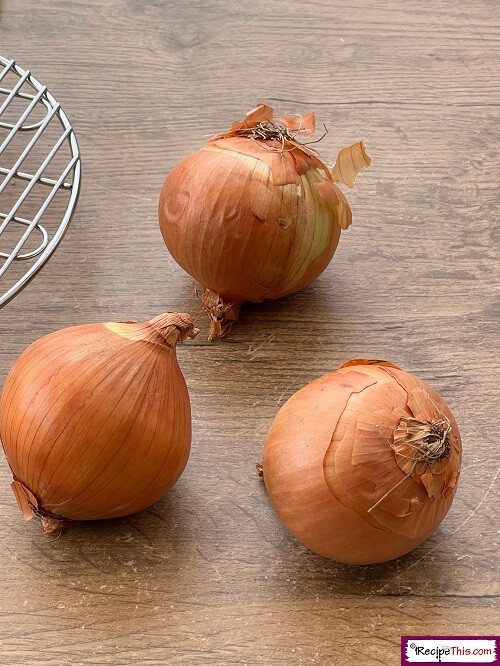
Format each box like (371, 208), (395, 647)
(0, 313), (198, 535)
(261, 360), (462, 565)
(158, 103), (370, 340)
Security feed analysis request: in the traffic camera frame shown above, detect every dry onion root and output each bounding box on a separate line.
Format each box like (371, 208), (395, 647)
(158, 104), (370, 340)
(0, 313), (198, 534)
(261, 360), (461, 564)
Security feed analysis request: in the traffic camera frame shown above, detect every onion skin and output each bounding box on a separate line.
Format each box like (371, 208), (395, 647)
(158, 104), (367, 339)
(262, 360), (462, 565)
(0, 313), (196, 532)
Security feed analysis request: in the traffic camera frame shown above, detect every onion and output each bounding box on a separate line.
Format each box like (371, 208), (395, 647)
(261, 360), (462, 564)
(0, 313), (197, 534)
(159, 104), (370, 339)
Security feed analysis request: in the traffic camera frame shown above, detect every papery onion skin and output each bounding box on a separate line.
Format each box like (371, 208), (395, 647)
(159, 104), (368, 339)
(262, 360), (461, 565)
(0, 313), (196, 532)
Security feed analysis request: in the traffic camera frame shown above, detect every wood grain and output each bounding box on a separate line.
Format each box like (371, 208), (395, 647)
(0, 0), (499, 664)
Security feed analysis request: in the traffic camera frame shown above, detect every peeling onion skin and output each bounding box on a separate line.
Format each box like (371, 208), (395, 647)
(262, 360), (462, 565)
(158, 104), (368, 340)
(0, 313), (196, 532)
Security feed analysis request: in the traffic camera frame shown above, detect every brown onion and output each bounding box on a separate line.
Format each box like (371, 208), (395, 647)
(0, 313), (197, 534)
(159, 104), (370, 339)
(261, 360), (462, 564)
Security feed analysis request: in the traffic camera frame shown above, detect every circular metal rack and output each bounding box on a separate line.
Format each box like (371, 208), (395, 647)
(0, 55), (81, 308)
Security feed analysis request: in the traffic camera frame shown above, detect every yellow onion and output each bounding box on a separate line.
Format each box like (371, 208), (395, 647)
(261, 360), (461, 564)
(159, 104), (370, 339)
(0, 313), (197, 534)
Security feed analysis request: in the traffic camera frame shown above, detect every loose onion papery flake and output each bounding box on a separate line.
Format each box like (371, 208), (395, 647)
(0, 313), (197, 534)
(261, 360), (461, 564)
(159, 104), (370, 340)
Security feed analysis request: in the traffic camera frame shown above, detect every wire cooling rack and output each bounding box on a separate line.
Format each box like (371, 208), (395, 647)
(0, 55), (81, 308)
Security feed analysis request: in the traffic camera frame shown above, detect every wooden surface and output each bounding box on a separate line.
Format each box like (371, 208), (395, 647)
(0, 1), (499, 664)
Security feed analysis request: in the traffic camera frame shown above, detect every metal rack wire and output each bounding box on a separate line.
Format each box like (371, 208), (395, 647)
(0, 55), (81, 308)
